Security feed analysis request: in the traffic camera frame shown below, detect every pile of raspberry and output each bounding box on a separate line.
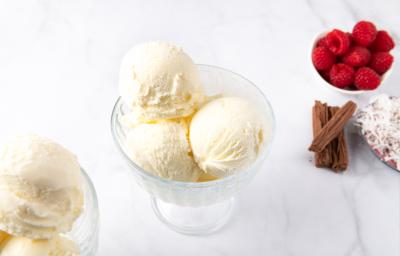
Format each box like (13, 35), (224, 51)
(312, 21), (395, 90)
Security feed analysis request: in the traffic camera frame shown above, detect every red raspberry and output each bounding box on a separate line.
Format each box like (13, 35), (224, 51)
(326, 29), (351, 55)
(316, 36), (328, 48)
(347, 32), (355, 46)
(319, 69), (331, 82)
(369, 52), (394, 74)
(312, 47), (336, 71)
(354, 67), (381, 90)
(346, 32), (353, 42)
(342, 46), (371, 67)
(329, 63), (355, 88)
(352, 21), (377, 46)
(369, 31), (395, 52)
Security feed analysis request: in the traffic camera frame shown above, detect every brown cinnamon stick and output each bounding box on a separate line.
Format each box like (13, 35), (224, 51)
(309, 101), (357, 153)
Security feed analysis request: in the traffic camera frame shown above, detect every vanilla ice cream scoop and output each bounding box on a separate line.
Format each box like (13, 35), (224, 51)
(126, 121), (201, 182)
(190, 97), (266, 177)
(0, 134), (84, 239)
(0, 235), (79, 256)
(119, 41), (204, 122)
(0, 230), (9, 244)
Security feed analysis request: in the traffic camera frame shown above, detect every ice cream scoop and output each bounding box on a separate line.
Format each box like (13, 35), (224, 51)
(126, 121), (201, 182)
(190, 97), (266, 178)
(0, 235), (79, 256)
(0, 230), (9, 244)
(0, 134), (84, 239)
(119, 41), (204, 122)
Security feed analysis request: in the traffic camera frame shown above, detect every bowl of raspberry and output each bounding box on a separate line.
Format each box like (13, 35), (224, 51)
(311, 21), (395, 95)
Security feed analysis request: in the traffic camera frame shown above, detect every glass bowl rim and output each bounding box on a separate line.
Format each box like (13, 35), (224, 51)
(80, 167), (100, 213)
(110, 64), (276, 188)
(72, 168), (100, 256)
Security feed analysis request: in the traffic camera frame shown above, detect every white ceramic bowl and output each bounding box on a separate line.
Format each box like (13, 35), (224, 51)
(310, 32), (393, 95)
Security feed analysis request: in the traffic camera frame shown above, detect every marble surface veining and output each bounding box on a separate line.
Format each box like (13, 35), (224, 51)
(0, 0), (399, 255)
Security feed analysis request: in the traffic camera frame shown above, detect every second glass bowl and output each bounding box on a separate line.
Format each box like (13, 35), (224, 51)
(67, 169), (100, 255)
(111, 64), (275, 235)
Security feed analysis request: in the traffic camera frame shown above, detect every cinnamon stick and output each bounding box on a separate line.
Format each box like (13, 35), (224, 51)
(309, 101), (357, 153)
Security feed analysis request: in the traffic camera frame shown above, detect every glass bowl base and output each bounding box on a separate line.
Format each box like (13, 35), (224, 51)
(151, 197), (234, 235)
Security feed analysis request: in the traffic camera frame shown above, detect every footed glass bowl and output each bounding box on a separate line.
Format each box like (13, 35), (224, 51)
(111, 64), (275, 235)
(67, 169), (100, 255)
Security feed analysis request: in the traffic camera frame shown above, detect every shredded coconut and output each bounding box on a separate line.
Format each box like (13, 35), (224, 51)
(355, 94), (400, 170)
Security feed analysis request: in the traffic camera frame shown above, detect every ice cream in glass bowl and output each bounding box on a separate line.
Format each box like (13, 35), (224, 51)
(0, 134), (99, 255)
(111, 42), (275, 235)
(355, 94), (400, 172)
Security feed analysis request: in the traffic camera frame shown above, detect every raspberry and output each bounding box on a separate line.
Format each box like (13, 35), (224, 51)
(347, 32), (355, 46)
(342, 46), (371, 67)
(346, 32), (353, 42)
(369, 52), (393, 74)
(312, 47), (336, 71)
(369, 30), (395, 52)
(352, 21), (377, 46)
(329, 63), (355, 88)
(316, 36), (328, 48)
(347, 84), (359, 91)
(326, 29), (351, 55)
(354, 67), (381, 90)
(319, 69), (331, 82)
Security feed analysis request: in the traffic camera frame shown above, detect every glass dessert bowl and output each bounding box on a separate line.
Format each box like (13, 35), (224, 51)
(111, 64), (275, 235)
(0, 133), (99, 255)
(356, 94), (400, 173)
(361, 134), (400, 172)
(67, 169), (100, 255)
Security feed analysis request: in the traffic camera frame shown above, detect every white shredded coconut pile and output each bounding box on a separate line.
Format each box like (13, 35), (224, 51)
(355, 94), (400, 170)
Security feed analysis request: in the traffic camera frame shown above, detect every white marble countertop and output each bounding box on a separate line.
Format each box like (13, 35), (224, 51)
(0, 0), (399, 255)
